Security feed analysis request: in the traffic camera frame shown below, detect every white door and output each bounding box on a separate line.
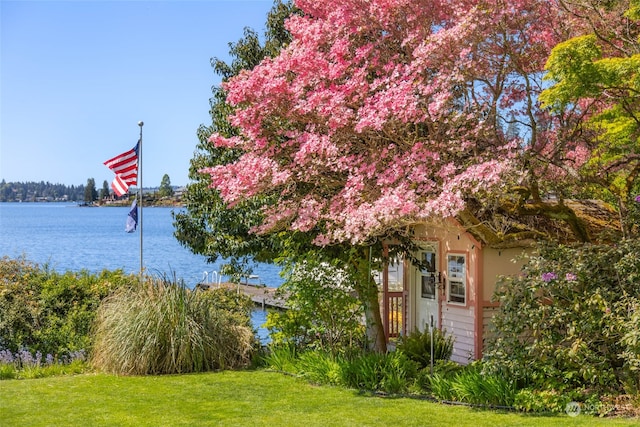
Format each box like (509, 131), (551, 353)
(416, 245), (439, 331)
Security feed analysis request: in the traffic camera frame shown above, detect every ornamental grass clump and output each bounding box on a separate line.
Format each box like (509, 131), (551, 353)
(91, 277), (256, 375)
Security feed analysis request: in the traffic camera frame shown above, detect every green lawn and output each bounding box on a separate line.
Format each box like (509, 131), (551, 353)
(0, 370), (637, 426)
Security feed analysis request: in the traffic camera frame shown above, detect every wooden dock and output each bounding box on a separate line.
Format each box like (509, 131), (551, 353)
(197, 281), (288, 310)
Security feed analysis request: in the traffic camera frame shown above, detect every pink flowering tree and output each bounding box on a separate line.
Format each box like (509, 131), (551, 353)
(202, 0), (564, 351)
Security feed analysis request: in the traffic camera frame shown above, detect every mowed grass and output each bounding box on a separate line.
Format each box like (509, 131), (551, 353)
(1, 370), (637, 427)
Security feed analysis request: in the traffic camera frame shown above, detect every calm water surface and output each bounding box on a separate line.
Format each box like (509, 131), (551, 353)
(0, 202), (281, 340)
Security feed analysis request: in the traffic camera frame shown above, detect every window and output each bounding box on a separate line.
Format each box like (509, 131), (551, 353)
(387, 257), (404, 292)
(373, 256), (403, 292)
(447, 254), (466, 304)
(419, 251), (437, 299)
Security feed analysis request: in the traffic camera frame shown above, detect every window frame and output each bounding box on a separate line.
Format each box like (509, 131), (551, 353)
(418, 250), (437, 300)
(446, 253), (467, 305)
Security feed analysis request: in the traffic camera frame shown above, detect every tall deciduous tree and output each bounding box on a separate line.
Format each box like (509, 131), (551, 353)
(200, 0), (567, 351)
(540, 0), (640, 237)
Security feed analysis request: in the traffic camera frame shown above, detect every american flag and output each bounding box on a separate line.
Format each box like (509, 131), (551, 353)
(104, 141), (139, 196)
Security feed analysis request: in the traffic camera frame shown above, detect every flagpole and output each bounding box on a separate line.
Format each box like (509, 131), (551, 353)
(138, 121), (144, 279)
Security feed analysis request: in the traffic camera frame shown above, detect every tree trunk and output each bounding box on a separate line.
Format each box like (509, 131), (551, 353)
(352, 250), (387, 353)
(360, 281), (387, 353)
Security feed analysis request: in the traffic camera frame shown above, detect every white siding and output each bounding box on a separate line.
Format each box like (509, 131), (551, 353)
(441, 305), (475, 365)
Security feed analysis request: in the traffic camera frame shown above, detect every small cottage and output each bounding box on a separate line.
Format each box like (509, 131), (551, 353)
(378, 199), (621, 364)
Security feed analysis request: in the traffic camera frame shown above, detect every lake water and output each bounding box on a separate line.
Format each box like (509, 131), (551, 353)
(0, 202), (281, 341)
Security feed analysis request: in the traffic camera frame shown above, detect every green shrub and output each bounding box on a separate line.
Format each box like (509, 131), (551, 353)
(0, 257), (135, 357)
(0, 364), (16, 380)
(429, 362), (517, 406)
(511, 387), (608, 414)
(265, 348), (419, 394)
(265, 259), (365, 354)
(415, 360), (465, 392)
(513, 388), (572, 413)
(484, 240), (640, 394)
(195, 286), (255, 326)
(396, 328), (454, 369)
(428, 373), (456, 401)
(263, 344), (299, 373)
(340, 351), (418, 394)
(451, 364), (517, 406)
(16, 359), (88, 379)
(297, 351), (343, 386)
(619, 297), (640, 394)
(91, 278), (256, 375)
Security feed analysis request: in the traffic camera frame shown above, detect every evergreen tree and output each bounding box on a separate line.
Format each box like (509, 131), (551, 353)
(158, 174), (174, 197)
(174, 0), (296, 265)
(99, 180), (110, 201)
(84, 178), (98, 203)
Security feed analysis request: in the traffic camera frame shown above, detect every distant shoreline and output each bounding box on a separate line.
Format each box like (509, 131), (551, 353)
(1, 199), (185, 208)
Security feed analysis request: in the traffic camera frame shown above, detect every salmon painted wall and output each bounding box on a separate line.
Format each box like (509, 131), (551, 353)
(481, 247), (529, 301)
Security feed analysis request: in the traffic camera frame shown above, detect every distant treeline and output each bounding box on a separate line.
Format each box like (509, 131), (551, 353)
(0, 179), (184, 205)
(0, 180), (87, 202)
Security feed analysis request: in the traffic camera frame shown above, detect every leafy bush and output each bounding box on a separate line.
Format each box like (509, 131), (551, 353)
(265, 348), (418, 394)
(91, 278), (257, 375)
(266, 259), (365, 353)
(297, 351), (343, 386)
(415, 359), (464, 391)
(513, 387), (614, 415)
(263, 344), (299, 373)
(340, 351), (418, 394)
(396, 328), (454, 369)
(512, 388), (572, 413)
(0, 257), (135, 357)
(484, 240), (640, 394)
(429, 362), (517, 406)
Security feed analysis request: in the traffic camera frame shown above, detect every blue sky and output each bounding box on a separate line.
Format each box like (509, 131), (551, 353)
(1, 0), (276, 187)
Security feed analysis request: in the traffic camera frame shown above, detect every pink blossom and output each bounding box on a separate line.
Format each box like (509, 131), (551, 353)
(204, 0), (564, 245)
